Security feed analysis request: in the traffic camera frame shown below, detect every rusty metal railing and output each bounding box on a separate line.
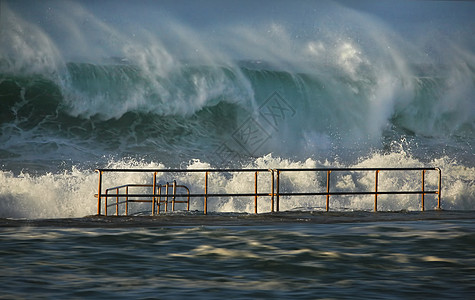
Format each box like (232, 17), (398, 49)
(102, 182), (191, 216)
(273, 168), (442, 212)
(95, 167), (441, 216)
(155, 181), (190, 214)
(104, 184), (149, 216)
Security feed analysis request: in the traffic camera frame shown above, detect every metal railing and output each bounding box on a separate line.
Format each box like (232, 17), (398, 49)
(102, 182), (190, 216)
(156, 181), (190, 213)
(95, 167), (442, 216)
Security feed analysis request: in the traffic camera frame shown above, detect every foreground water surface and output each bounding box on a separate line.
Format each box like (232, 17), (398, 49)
(1, 218), (474, 299)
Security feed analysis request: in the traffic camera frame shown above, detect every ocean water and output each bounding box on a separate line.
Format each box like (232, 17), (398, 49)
(1, 219), (474, 299)
(0, 1), (474, 298)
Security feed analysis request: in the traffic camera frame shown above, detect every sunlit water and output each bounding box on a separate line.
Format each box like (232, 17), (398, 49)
(1, 219), (474, 299)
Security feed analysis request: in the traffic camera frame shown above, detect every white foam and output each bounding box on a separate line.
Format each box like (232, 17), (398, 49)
(0, 152), (473, 219)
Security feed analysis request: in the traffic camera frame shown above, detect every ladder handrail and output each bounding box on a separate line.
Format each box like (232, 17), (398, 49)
(102, 182), (191, 216)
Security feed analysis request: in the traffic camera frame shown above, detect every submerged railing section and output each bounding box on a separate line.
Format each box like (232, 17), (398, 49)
(95, 167), (442, 216)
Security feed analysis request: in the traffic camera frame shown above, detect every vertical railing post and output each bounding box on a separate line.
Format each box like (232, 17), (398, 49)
(115, 188), (119, 216)
(157, 186), (162, 214)
(421, 170), (426, 211)
(254, 171), (258, 214)
(326, 170), (331, 212)
(276, 170), (280, 212)
(165, 182), (169, 212)
(204, 172), (208, 215)
(125, 186), (129, 216)
(374, 170), (379, 212)
(186, 187), (190, 211)
(437, 168), (442, 210)
(96, 170), (103, 215)
(172, 180), (177, 211)
(152, 172), (157, 216)
(270, 169), (274, 212)
(105, 189), (109, 216)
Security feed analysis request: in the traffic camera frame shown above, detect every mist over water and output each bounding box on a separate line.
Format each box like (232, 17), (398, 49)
(0, 0), (474, 218)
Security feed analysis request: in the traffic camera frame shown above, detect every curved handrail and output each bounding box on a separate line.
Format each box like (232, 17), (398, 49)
(102, 182), (191, 216)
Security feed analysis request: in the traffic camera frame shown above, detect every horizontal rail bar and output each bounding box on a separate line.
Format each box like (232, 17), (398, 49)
(122, 200), (153, 203)
(277, 191), (438, 196)
(106, 184), (152, 192)
(106, 199), (154, 207)
(105, 184), (189, 195)
(99, 193), (273, 198)
(96, 168), (272, 173)
(100, 191), (438, 198)
(105, 184), (189, 192)
(96, 167), (439, 173)
(106, 199), (191, 208)
(274, 167), (440, 172)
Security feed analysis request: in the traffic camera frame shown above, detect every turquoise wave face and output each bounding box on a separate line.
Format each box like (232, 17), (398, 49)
(0, 60), (474, 169)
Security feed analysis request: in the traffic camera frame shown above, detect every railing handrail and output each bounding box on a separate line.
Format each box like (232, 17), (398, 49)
(96, 168), (272, 173)
(105, 183), (190, 192)
(95, 167), (442, 216)
(105, 183), (152, 192)
(102, 182), (191, 216)
(96, 167), (440, 172)
(273, 167), (440, 171)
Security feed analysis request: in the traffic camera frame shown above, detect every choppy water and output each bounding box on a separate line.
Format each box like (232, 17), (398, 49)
(1, 219), (474, 299)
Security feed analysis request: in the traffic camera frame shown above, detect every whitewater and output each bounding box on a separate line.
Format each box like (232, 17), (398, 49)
(0, 1), (474, 219)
